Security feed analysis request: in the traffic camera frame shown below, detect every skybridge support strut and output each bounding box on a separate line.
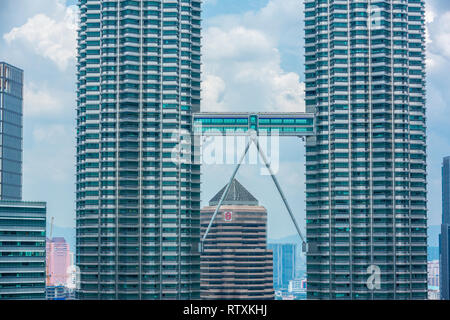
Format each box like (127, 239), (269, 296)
(252, 137), (307, 250)
(200, 132), (307, 254)
(199, 136), (253, 254)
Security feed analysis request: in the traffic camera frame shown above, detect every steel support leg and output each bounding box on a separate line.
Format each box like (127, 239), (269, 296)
(252, 137), (307, 250)
(200, 135), (253, 252)
(200, 133), (307, 253)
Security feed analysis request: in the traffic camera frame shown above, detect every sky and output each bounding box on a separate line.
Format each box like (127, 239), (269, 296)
(0, 0), (448, 244)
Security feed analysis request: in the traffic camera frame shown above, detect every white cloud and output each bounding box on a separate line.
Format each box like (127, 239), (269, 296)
(432, 11), (450, 58)
(202, 74), (226, 109)
(32, 124), (67, 143)
(24, 82), (63, 116)
(426, 4), (450, 70)
(425, 1), (436, 24)
(202, 26), (305, 113)
(425, 2), (435, 46)
(201, 0), (305, 114)
(208, 0), (303, 48)
(3, 2), (78, 70)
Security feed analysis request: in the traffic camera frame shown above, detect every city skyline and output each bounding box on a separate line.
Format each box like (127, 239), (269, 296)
(0, 0), (447, 242)
(0, 0), (447, 302)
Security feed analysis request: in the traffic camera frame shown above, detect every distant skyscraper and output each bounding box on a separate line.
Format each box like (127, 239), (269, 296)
(200, 179), (274, 300)
(46, 237), (71, 286)
(0, 63), (47, 301)
(268, 243), (296, 290)
(440, 156), (450, 300)
(0, 62), (23, 201)
(76, 0), (202, 299)
(428, 260), (439, 288)
(0, 201), (46, 300)
(304, 0), (428, 299)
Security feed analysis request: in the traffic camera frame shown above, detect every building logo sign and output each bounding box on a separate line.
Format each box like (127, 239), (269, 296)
(224, 211), (233, 222)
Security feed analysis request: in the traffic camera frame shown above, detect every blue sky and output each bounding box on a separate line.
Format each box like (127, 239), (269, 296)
(0, 0), (447, 244)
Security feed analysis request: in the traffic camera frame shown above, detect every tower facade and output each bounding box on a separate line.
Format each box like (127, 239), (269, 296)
(440, 156), (450, 300)
(200, 179), (274, 300)
(304, 0), (427, 299)
(0, 62), (23, 201)
(0, 201), (46, 300)
(46, 237), (71, 286)
(76, 0), (201, 299)
(267, 243), (296, 291)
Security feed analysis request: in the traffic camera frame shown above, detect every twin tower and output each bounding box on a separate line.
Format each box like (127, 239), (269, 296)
(76, 0), (428, 300)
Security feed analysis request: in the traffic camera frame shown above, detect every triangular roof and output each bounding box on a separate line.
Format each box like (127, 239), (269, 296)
(209, 179), (259, 206)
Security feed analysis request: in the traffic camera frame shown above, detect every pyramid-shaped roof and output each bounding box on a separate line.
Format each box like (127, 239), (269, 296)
(209, 179), (259, 206)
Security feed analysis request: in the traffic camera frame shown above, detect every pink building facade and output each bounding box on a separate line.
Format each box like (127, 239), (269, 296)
(46, 237), (71, 286)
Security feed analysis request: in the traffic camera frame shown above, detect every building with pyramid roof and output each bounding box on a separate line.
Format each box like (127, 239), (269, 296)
(200, 179), (274, 300)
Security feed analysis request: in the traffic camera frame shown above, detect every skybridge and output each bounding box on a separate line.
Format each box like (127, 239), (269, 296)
(193, 112), (315, 254)
(193, 112), (315, 136)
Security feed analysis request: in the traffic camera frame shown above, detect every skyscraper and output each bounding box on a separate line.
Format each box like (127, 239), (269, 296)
(440, 156), (450, 300)
(304, 0), (427, 299)
(0, 62), (48, 300)
(200, 179), (274, 300)
(0, 62), (23, 201)
(46, 237), (71, 286)
(76, 0), (201, 299)
(267, 243), (297, 291)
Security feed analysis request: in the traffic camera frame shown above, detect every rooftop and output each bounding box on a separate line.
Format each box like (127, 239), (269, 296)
(209, 179), (259, 206)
